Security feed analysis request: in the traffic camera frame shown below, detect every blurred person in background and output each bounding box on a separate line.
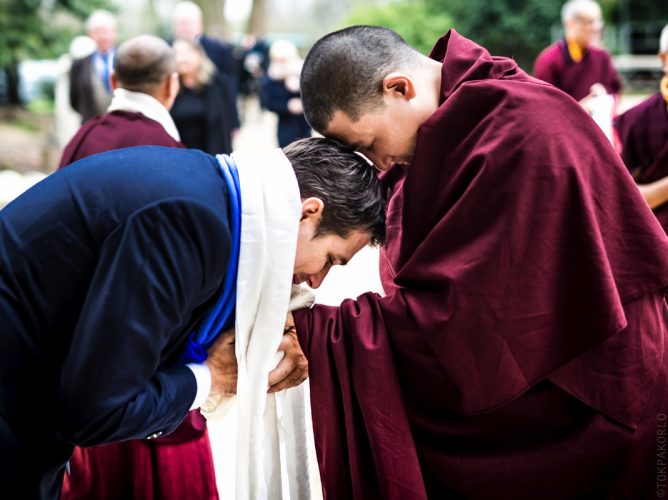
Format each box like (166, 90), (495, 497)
(69, 10), (118, 123)
(260, 40), (312, 147)
(55, 36), (97, 148)
(171, 1), (239, 108)
(614, 24), (668, 233)
(533, 0), (621, 139)
(170, 38), (239, 155)
(59, 35), (182, 168)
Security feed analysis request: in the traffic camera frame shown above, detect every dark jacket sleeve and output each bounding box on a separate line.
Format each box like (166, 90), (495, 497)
(259, 76), (292, 115)
(57, 199), (231, 446)
(205, 74), (238, 154)
(69, 55), (93, 119)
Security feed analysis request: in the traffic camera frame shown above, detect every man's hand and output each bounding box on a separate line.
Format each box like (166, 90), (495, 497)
(268, 313), (308, 393)
(205, 327), (237, 396)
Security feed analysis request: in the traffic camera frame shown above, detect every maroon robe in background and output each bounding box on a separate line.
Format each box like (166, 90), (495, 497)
(59, 110), (218, 499)
(614, 92), (668, 231)
(295, 31), (668, 499)
(533, 39), (622, 101)
(58, 110), (183, 168)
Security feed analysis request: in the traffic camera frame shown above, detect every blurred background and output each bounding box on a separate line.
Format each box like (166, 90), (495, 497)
(0, 0), (666, 175)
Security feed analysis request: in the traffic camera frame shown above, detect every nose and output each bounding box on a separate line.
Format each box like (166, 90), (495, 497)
(367, 153), (391, 171)
(307, 267), (331, 289)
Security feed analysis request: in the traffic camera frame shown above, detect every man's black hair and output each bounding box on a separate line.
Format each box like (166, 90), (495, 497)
(283, 137), (385, 246)
(300, 25), (419, 132)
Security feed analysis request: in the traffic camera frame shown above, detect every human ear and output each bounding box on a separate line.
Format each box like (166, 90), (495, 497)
(382, 72), (416, 100)
(659, 52), (668, 74)
(164, 73), (180, 110)
(109, 72), (119, 91)
(300, 197), (324, 221)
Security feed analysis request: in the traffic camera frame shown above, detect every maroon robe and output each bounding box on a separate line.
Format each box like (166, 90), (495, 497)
(59, 110), (218, 499)
(295, 31), (668, 499)
(614, 92), (668, 231)
(59, 110), (183, 168)
(533, 39), (622, 101)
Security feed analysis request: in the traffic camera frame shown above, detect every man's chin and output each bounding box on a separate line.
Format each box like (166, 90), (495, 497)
(389, 159), (411, 169)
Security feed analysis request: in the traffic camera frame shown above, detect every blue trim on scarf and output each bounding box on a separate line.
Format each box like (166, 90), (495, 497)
(180, 155), (241, 364)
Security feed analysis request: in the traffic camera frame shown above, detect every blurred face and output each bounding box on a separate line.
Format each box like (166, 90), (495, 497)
(173, 13), (201, 40)
(89, 23), (117, 54)
(565, 9), (603, 48)
(173, 41), (201, 77)
(293, 198), (371, 289)
(326, 104), (418, 172)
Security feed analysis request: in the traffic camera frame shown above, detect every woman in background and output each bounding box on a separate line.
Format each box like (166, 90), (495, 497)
(260, 40), (311, 148)
(171, 38), (238, 155)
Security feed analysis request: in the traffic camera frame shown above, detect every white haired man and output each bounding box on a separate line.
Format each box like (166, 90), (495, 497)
(534, 0), (621, 137)
(69, 10), (118, 122)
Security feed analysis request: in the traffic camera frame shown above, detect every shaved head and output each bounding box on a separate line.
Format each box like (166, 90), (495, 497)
(113, 35), (175, 93)
(300, 25), (422, 133)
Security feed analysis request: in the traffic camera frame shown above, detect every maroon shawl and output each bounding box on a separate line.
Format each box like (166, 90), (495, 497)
(296, 30), (668, 499)
(59, 110), (183, 168)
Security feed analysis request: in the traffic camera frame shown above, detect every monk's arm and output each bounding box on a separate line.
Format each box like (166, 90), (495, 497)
(637, 175), (668, 210)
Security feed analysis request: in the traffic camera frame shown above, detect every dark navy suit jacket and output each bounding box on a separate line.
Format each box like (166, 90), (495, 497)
(0, 146), (231, 498)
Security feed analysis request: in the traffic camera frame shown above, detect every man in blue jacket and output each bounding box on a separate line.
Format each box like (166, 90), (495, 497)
(0, 139), (385, 498)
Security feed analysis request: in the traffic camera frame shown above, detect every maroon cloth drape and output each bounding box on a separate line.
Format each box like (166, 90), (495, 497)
(614, 92), (668, 232)
(59, 111), (217, 499)
(296, 30), (668, 499)
(59, 110), (183, 168)
(533, 39), (622, 101)
(61, 412), (218, 500)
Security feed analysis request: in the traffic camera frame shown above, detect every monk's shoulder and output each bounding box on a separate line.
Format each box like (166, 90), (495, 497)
(454, 77), (576, 121)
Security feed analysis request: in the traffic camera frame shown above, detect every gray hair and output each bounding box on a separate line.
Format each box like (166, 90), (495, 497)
(660, 24), (668, 54)
(561, 0), (601, 24)
(85, 10), (116, 33)
(172, 1), (203, 23)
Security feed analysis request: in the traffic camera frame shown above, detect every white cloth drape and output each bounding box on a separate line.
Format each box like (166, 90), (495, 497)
(107, 88), (181, 142)
(202, 149), (321, 500)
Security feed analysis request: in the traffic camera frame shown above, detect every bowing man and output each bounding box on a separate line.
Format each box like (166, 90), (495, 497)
(0, 138), (384, 499)
(293, 25), (668, 499)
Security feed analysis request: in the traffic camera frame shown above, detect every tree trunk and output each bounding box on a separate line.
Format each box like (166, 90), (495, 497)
(5, 62), (21, 106)
(247, 0), (268, 36)
(197, 0), (228, 38)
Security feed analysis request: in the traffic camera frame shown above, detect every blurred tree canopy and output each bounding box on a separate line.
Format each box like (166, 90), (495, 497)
(344, 0), (453, 55)
(0, 0), (112, 104)
(343, 0), (668, 72)
(424, 0), (562, 69)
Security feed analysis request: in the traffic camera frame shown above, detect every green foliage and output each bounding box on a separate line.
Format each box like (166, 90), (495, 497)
(343, 0), (453, 55)
(0, 0), (113, 66)
(424, 0), (563, 70)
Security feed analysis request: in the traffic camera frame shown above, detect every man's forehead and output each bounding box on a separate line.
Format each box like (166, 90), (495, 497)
(331, 231), (371, 260)
(326, 110), (371, 144)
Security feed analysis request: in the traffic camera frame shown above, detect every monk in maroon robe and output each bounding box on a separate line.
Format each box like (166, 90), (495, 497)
(534, 0), (621, 105)
(613, 24), (668, 232)
(59, 35), (218, 500)
(296, 26), (668, 499)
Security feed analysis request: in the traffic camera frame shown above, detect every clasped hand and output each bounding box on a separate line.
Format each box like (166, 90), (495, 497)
(205, 314), (307, 396)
